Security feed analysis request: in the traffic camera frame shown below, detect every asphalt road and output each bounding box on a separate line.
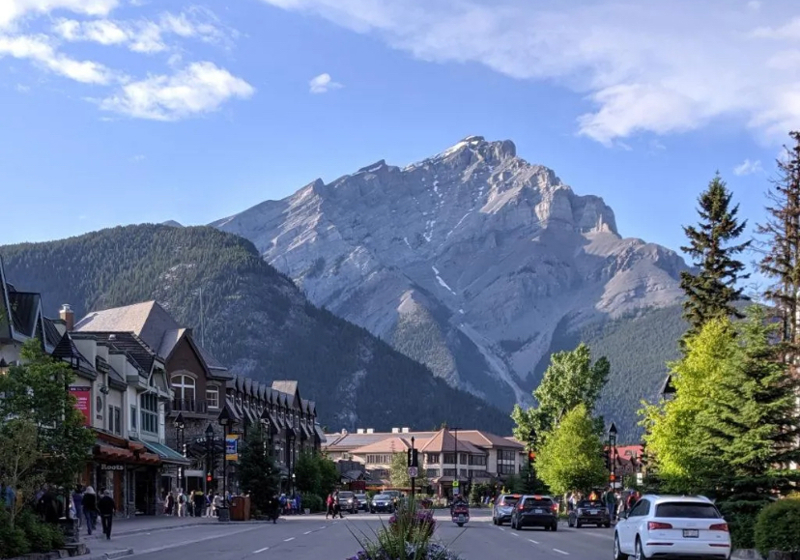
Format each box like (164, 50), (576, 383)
(98, 509), (615, 560)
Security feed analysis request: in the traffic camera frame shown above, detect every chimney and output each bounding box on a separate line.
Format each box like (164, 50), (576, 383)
(356, 429), (365, 434)
(391, 428), (400, 434)
(366, 428), (375, 434)
(402, 427), (410, 433)
(60, 304), (75, 332)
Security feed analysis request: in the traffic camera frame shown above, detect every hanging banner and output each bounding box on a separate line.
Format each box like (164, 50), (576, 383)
(225, 434), (239, 462)
(69, 385), (92, 426)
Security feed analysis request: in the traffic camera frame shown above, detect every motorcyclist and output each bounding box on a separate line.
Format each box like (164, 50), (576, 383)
(450, 494), (467, 516)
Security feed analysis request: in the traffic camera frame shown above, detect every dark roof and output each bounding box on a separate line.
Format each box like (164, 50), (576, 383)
(42, 317), (63, 348)
(7, 290), (40, 337)
(85, 332), (157, 374)
(52, 334), (97, 378)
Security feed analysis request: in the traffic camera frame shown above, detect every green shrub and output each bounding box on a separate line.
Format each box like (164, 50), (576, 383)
(301, 493), (324, 513)
(0, 508), (30, 559)
(754, 498), (800, 556)
(717, 493), (771, 549)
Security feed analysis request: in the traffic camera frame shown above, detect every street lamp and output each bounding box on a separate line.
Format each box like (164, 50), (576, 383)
(175, 412), (185, 491)
(453, 427), (459, 499)
(218, 405), (233, 504)
(607, 423), (618, 488)
(260, 408), (272, 458)
(205, 423), (215, 498)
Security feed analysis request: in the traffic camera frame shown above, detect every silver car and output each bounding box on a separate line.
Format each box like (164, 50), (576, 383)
(493, 494), (522, 526)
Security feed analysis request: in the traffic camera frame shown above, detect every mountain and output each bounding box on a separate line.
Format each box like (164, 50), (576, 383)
(213, 136), (689, 440)
(0, 224), (513, 434)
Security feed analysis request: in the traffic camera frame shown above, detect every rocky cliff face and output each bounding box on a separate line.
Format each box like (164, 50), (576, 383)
(213, 136), (687, 411)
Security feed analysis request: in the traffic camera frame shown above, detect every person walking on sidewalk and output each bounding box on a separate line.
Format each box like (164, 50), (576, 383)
(72, 485), (84, 529)
(193, 489), (205, 518)
(325, 493), (333, 519)
(82, 486), (98, 535)
(98, 490), (116, 540)
(177, 490), (187, 517)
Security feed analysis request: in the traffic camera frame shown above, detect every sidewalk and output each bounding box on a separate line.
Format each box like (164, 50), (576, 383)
(82, 514), (219, 541)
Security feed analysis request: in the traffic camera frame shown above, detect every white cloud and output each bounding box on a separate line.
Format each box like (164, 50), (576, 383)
(16, 83), (30, 92)
(52, 8), (230, 54)
(0, 0), (118, 29)
(0, 34), (116, 83)
(734, 158), (764, 175)
(309, 72), (341, 93)
(99, 61), (254, 120)
(257, 0), (800, 145)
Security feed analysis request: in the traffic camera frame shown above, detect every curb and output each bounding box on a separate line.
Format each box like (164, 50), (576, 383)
(84, 519), (277, 540)
(84, 548), (134, 560)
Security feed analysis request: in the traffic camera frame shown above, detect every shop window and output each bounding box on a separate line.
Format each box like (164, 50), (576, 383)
(140, 393), (158, 434)
(171, 375), (195, 401)
(96, 396), (103, 420)
(206, 387), (219, 409)
(108, 405), (121, 435)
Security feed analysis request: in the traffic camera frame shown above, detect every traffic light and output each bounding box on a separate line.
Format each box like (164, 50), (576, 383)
(407, 448), (419, 468)
(609, 473), (616, 482)
(206, 473), (212, 483)
(528, 450), (536, 465)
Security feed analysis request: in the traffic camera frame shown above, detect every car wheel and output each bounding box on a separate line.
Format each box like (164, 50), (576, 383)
(635, 537), (648, 560)
(604, 522), (611, 528)
(552, 522), (558, 532)
(613, 533), (628, 560)
(576, 520), (582, 529)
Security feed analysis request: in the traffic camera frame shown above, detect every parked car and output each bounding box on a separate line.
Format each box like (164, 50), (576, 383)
(355, 493), (368, 511)
(569, 499), (611, 528)
(338, 491), (359, 514)
(510, 495), (559, 531)
(614, 494), (731, 560)
(370, 493), (395, 514)
(492, 494), (521, 526)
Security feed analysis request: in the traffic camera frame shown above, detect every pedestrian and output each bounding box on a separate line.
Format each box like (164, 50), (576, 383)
(205, 492), (215, 518)
(604, 488), (617, 522)
(97, 490), (115, 540)
(165, 491), (175, 516)
(82, 486), (98, 535)
(333, 490), (343, 519)
(279, 493), (287, 516)
(72, 486), (84, 529)
(295, 493), (301, 515)
(625, 490), (637, 512)
(325, 493), (333, 519)
(269, 494), (280, 524)
(193, 489), (205, 517)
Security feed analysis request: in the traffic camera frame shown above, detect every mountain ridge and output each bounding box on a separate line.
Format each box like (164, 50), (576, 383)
(213, 135), (689, 437)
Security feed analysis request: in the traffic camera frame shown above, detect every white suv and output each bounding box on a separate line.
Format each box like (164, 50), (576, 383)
(614, 495), (731, 560)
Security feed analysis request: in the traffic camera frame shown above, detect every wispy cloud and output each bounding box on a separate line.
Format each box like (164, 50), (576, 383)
(258, 0), (800, 145)
(52, 7), (232, 54)
(99, 61), (254, 120)
(0, 0), (119, 30)
(734, 158), (764, 176)
(309, 72), (342, 94)
(0, 34), (117, 84)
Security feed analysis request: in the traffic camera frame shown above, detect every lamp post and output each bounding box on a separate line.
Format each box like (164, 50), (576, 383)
(218, 406), (232, 505)
(453, 427), (459, 499)
(260, 408), (272, 458)
(175, 412), (185, 491)
(205, 423), (215, 496)
(607, 423), (618, 488)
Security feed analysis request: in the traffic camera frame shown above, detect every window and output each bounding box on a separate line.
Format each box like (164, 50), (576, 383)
(498, 449), (516, 461)
(460, 453), (468, 464)
(498, 463), (516, 475)
(130, 405), (137, 430)
(206, 387), (219, 409)
(469, 455), (486, 466)
(425, 468), (440, 478)
(443, 453), (456, 464)
(426, 453), (440, 464)
(366, 454), (391, 464)
(443, 468), (456, 477)
(108, 405), (121, 435)
(655, 502), (720, 519)
(171, 375), (195, 401)
(140, 393), (158, 434)
(629, 500), (650, 517)
(96, 396), (103, 420)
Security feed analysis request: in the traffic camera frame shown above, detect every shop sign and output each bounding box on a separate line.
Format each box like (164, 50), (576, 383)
(69, 386), (91, 426)
(100, 464), (124, 471)
(225, 434), (239, 462)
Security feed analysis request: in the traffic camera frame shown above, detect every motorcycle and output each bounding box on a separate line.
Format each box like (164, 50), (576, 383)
(451, 503), (470, 527)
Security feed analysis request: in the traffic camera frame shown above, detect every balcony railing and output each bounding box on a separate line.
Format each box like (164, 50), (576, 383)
(171, 398), (209, 414)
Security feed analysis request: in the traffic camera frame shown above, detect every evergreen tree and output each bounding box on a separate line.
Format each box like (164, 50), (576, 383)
(758, 131), (800, 355)
(680, 174), (749, 339)
(237, 429), (280, 515)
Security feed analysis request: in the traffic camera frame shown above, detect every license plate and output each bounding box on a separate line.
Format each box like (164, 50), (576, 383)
(589, 510), (598, 514)
(535, 509), (543, 514)
(458, 515), (465, 522)
(683, 529), (699, 538)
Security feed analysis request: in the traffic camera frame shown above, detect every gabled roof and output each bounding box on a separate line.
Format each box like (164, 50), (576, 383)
(419, 429), (484, 454)
(80, 332), (157, 374)
(52, 333), (97, 378)
(8, 291), (41, 337)
(350, 436), (413, 455)
(456, 430), (524, 450)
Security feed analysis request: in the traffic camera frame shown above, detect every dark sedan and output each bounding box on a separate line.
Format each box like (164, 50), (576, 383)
(510, 495), (559, 531)
(370, 494), (395, 514)
(568, 499), (610, 528)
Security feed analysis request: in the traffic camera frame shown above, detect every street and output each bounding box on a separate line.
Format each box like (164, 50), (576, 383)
(90, 509), (613, 560)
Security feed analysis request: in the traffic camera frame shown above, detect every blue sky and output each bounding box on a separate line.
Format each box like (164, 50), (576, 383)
(1, 0), (797, 282)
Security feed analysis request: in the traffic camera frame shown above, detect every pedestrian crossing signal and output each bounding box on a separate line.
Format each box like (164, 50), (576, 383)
(609, 474), (616, 482)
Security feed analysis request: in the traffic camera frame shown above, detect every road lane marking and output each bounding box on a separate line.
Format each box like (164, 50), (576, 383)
(253, 547), (269, 554)
(511, 532), (519, 537)
(499, 527), (506, 531)
(553, 549), (569, 555)
(528, 539), (539, 544)
(284, 537), (295, 542)
(304, 531), (312, 535)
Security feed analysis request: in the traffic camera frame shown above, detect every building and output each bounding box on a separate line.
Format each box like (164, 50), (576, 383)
(223, 375), (324, 493)
(323, 427), (526, 498)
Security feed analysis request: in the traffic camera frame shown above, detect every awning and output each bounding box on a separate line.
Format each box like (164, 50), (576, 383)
(143, 441), (191, 466)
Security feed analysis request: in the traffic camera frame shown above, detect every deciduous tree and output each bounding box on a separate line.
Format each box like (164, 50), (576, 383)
(513, 343), (609, 449)
(680, 174), (750, 339)
(535, 404), (606, 496)
(389, 453), (428, 490)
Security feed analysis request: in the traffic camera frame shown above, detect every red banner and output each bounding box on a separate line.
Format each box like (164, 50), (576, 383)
(69, 386), (92, 426)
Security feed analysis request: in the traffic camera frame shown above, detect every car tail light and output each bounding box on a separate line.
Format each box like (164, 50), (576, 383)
(552, 503), (559, 512)
(648, 522), (673, 531)
(709, 523), (729, 532)
(518, 503), (525, 511)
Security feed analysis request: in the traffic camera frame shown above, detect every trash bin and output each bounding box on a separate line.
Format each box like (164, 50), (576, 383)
(217, 506), (230, 523)
(230, 496), (251, 521)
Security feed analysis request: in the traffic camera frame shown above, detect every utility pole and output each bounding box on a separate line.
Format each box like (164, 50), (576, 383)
(411, 436), (416, 498)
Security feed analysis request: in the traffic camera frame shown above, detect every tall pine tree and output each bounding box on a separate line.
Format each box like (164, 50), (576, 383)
(680, 174), (750, 339)
(758, 131), (800, 354)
